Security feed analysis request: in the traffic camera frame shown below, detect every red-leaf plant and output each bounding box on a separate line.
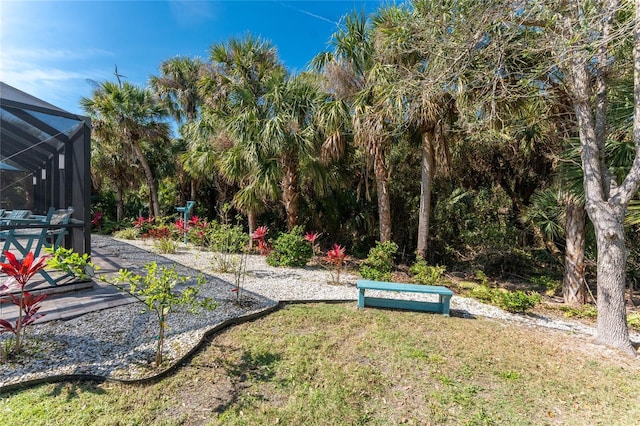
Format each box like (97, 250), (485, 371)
(304, 232), (321, 255)
(251, 226), (271, 255)
(325, 244), (347, 285)
(0, 251), (49, 358)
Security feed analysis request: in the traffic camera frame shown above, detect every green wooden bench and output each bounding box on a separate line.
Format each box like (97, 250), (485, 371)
(357, 279), (454, 316)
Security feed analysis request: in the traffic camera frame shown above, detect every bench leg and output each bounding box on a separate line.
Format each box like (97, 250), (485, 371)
(439, 294), (452, 316)
(357, 288), (365, 309)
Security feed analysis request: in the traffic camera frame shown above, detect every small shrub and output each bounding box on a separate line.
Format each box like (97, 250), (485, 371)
(627, 313), (640, 330)
(531, 275), (562, 296)
(154, 237), (178, 254)
(251, 226), (271, 255)
(359, 241), (398, 281)
(469, 285), (494, 302)
(495, 290), (541, 313)
(325, 244), (347, 284)
(557, 304), (598, 319)
(207, 223), (248, 253)
(184, 216), (208, 246)
(113, 227), (140, 240)
(266, 226), (313, 267)
(47, 246), (97, 278)
(410, 259), (446, 285)
(133, 215), (156, 235)
(0, 252), (49, 359)
(105, 262), (215, 366)
(475, 270), (489, 286)
(458, 281), (477, 290)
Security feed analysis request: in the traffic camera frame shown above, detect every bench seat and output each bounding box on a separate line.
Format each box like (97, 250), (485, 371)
(357, 279), (454, 316)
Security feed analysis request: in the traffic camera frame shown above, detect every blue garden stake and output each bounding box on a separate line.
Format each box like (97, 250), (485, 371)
(176, 201), (195, 244)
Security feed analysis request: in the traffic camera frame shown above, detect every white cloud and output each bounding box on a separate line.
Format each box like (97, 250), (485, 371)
(1, 47), (114, 61)
(0, 45), (114, 112)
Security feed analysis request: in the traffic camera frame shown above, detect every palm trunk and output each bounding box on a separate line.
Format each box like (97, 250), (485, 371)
(563, 197), (586, 305)
(416, 130), (435, 259)
(131, 139), (160, 218)
(282, 152), (299, 231)
(374, 150), (392, 242)
(190, 179), (197, 201)
(248, 209), (257, 249)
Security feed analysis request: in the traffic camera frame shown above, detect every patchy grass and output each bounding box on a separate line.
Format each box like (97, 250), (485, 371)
(1, 303), (639, 425)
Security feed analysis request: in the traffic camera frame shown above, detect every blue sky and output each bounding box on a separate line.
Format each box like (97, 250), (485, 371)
(0, 0), (386, 115)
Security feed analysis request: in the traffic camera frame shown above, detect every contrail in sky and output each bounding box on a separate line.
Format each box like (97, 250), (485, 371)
(276, 1), (338, 25)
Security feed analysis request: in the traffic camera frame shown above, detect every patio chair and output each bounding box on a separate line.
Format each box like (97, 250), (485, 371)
(0, 207), (55, 262)
(45, 207), (74, 250)
(0, 209), (31, 225)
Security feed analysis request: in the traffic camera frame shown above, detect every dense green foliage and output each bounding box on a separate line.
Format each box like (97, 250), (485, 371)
(359, 241), (398, 281)
(266, 227), (314, 267)
(410, 259), (446, 285)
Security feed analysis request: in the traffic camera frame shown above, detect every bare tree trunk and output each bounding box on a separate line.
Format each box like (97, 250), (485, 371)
(131, 139), (160, 218)
(281, 152), (299, 231)
(248, 209), (257, 249)
(592, 207), (635, 355)
(374, 151), (392, 242)
(569, 37), (636, 354)
(190, 179), (197, 201)
(563, 197), (586, 305)
(416, 130), (435, 259)
(116, 186), (125, 222)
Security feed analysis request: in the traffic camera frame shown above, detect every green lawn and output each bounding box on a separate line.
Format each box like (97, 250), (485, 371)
(1, 303), (638, 425)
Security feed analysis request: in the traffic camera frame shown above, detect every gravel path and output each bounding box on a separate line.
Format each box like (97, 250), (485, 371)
(1, 236), (637, 390)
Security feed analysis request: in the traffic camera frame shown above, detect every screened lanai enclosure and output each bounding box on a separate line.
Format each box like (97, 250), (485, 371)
(0, 81), (91, 258)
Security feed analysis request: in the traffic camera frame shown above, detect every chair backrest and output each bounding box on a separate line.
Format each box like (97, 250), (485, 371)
(5, 210), (31, 220)
(50, 207), (73, 225)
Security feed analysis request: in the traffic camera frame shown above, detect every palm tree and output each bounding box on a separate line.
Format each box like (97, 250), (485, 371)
(150, 56), (205, 202)
(373, 3), (458, 259)
(90, 120), (139, 222)
(263, 72), (324, 230)
(199, 35), (285, 237)
(150, 56), (204, 123)
(313, 10), (394, 242)
(81, 81), (170, 218)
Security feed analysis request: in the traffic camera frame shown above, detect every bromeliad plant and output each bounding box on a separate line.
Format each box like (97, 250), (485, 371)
(106, 262), (216, 367)
(304, 232), (321, 256)
(0, 251), (49, 360)
(325, 244), (347, 285)
(251, 226), (271, 255)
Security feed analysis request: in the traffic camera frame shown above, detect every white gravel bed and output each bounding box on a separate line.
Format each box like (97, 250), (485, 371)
(120, 238), (640, 343)
(1, 236), (637, 390)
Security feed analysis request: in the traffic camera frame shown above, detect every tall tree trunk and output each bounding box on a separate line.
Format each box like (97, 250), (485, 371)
(569, 44), (636, 354)
(190, 179), (197, 201)
(563, 196), (586, 305)
(282, 152), (299, 231)
(116, 186), (125, 222)
(374, 150), (392, 242)
(248, 209), (257, 249)
(591, 206), (635, 355)
(416, 130), (435, 259)
(131, 139), (160, 218)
